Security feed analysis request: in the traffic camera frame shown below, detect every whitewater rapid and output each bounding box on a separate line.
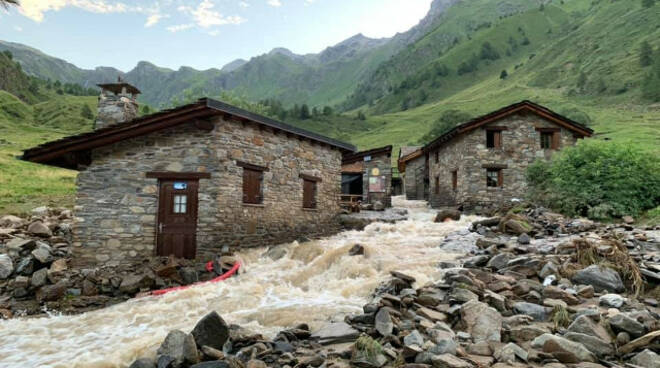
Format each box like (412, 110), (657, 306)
(0, 197), (479, 368)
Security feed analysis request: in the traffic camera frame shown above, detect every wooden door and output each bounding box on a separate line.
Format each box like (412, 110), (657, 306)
(157, 179), (199, 259)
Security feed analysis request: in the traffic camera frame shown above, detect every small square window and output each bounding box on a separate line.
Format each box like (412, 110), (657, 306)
(540, 132), (553, 149)
(173, 194), (187, 214)
(486, 130), (501, 149)
(487, 169), (502, 188)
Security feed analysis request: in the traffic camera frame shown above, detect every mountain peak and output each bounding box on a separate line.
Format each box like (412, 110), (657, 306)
(268, 47), (298, 58)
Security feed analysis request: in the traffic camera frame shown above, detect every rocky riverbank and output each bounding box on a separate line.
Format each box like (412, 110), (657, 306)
(128, 207), (660, 368)
(0, 207), (237, 318)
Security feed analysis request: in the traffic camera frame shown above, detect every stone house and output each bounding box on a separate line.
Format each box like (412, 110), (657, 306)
(398, 147), (427, 201)
(408, 101), (593, 212)
(22, 82), (356, 265)
(341, 146), (393, 208)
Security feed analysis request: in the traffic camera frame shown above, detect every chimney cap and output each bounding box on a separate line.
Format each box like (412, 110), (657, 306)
(97, 82), (141, 95)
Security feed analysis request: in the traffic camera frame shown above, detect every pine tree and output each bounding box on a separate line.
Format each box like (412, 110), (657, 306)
(322, 106), (333, 116)
(300, 104), (310, 120)
(642, 0), (655, 8)
(640, 41), (653, 67)
(81, 104), (94, 119)
(500, 70), (508, 79)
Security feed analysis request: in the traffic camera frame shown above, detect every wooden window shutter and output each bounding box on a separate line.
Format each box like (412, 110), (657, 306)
(243, 168), (263, 204)
(494, 131), (502, 149)
(498, 169), (503, 187)
(303, 179), (317, 209)
(551, 131), (560, 150)
(452, 170), (458, 191)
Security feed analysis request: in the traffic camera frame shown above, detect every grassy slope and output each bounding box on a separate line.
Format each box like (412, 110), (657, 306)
(0, 91), (95, 214)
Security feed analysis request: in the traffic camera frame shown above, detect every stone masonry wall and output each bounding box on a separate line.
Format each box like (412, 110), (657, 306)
(403, 155), (426, 200)
(72, 116), (343, 266)
(428, 111), (579, 212)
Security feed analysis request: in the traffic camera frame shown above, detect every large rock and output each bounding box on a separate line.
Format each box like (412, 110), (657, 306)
(375, 308), (393, 336)
(36, 280), (67, 302)
(128, 358), (156, 368)
(0, 254), (13, 279)
(435, 209), (461, 222)
(431, 354), (472, 368)
(564, 332), (614, 358)
(31, 243), (53, 264)
(609, 313), (646, 338)
(512, 302), (548, 321)
(191, 311), (229, 351)
(460, 300), (502, 342)
(0, 215), (24, 228)
(31, 268), (48, 287)
(631, 349), (660, 368)
(5, 238), (36, 252)
(532, 334), (596, 363)
(156, 330), (199, 367)
(311, 322), (359, 345)
(571, 265), (624, 293)
(567, 315), (611, 342)
(27, 221), (52, 237)
(119, 274), (155, 295)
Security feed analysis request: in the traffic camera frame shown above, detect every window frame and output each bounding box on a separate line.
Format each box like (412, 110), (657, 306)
(486, 130), (502, 149)
(451, 170), (458, 191)
(173, 194), (188, 214)
(486, 168), (503, 188)
(302, 179), (318, 209)
(434, 175), (440, 195)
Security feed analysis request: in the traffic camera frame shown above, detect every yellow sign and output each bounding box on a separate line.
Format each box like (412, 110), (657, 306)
(371, 168), (380, 176)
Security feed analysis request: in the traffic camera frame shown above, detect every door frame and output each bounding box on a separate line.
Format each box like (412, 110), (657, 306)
(146, 172), (211, 258)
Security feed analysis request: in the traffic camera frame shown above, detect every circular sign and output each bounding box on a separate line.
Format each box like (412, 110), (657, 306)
(371, 168), (380, 176)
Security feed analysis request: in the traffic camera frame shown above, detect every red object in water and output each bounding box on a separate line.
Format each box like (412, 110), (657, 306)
(150, 261), (241, 297)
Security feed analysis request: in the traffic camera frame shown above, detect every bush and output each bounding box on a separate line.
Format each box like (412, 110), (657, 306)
(526, 140), (660, 220)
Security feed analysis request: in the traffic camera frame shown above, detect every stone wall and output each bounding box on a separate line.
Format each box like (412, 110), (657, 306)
(72, 116), (343, 266)
(362, 152), (392, 208)
(403, 155), (426, 200)
(428, 111), (579, 212)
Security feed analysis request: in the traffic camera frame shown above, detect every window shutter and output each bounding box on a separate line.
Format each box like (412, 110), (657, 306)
(494, 131), (501, 149)
(303, 179), (316, 208)
(243, 169), (263, 204)
(498, 169), (503, 187)
(551, 132), (560, 150)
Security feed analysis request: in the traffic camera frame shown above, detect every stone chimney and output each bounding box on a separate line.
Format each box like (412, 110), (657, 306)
(95, 77), (141, 130)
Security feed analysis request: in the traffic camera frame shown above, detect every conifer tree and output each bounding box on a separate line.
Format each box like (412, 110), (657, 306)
(640, 41), (653, 67)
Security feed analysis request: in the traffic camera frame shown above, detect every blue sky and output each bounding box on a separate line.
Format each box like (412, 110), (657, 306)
(0, 0), (433, 71)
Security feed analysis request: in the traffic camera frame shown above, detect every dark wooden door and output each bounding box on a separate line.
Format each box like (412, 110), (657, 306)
(157, 179), (199, 259)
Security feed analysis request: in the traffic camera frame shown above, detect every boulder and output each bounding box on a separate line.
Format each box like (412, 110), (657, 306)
(460, 300), (502, 342)
(495, 342), (528, 364)
(156, 330), (199, 367)
(119, 274), (155, 295)
(375, 308), (393, 336)
(0, 215), (24, 228)
(5, 238), (36, 252)
(631, 349), (660, 368)
(567, 315), (611, 342)
(435, 209), (461, 222)
(564, 332), (614, 358)
(0, 254), (13, 279)
(36, 280), (67, 302)
(31, 268), (48, 287)
(27, 221), (52, 237)
(532, 334), (596, 363)
(348, 244), (365, 256)
(31, 243), (53, 264)
(571, 265), (624, 293)
(311, 322), (359, 345)
(191, 311), (229, 351)
(609, 313), (646, 338)
(512, 302), (548, 321)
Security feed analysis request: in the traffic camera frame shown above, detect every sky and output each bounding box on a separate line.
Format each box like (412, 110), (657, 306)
(0, 0), (434, 71)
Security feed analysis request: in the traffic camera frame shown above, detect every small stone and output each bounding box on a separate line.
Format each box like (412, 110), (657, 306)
(311, 322), (359, 345)
(31, 268), (48, 287)
(622, 216), (634, 224)
(403, 330), (424, 348)
(49, 258), (67, 273)
(609, 313), (646, 338)
(31, 244), (53, 264)
(435, 209), (461, 222)
(577, 285), (594, 298)
(599, 294), (625, 308)
(616, 331), (630, 346)
(375, 308), (393, 336)
(13, 275), (29, 289)
(417, 306), (446, 322)
(564, 332), (614, 358)
(129, 358), (156, 368)
(119, 274), (155, 295)
(82, 279), (99, 296)
(0, 254), (13, 279)
(27, 221), (52, 237)
(5, 238), (36, 252)
(517, 233), (530, 245)
(191, 311), (229, 351)
(348, 244), (364, 256)
(567, 315), (611, 342)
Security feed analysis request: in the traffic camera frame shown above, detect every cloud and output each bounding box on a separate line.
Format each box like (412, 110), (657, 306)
(267, 0), (281, 7)
(14, 26), (23, 32)
(18, 0), (129, 22)
(180, 0), (246, 28)
(145, 13), (168, 27)
(166, 23), (194, 32)
(238, 1), (249, 8)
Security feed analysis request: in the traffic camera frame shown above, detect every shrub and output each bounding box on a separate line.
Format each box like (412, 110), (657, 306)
(526, 140), (660, 219)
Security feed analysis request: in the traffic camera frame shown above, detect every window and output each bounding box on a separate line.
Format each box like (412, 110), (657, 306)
(303, 179), (317, 209)
(435, 150), (439, 163)
(173, 195), (187, 214)
(242, 168), (264, 204)
(540, 132), (553, 149)
(434, 176), (440, 194)
(452, 170), (458, 191)
(487, 169), (503, 188)
(486, 130), (502, 149)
